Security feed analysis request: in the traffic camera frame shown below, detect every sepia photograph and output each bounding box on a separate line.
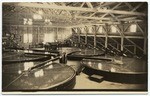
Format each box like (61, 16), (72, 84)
(1, 1), (148, 95)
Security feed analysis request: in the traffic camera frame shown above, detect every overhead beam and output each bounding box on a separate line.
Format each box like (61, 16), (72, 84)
(99, 2), (116, 7)
(5, 12), (141, 22)
(75, 16), (111, 20)
(124, 2), (134, 10)
(101, 2), (122, 18)
(3, 24), (67, 28)
(75, 16), (142, 22)
(79, 33), (144, 39)
(117, 3), (145, 19)
(132, 3), (144, 12)
(15, 3), (146, 16)
(80, 2), (85, 7)
(86, 2), (93, 8)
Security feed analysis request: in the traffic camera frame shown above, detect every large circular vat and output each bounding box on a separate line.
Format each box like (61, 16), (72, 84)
(2, 62), (76, 91)
(81, 56), (147, 84)
(2, 51), (51, 64)
(67, 49), (105, 61)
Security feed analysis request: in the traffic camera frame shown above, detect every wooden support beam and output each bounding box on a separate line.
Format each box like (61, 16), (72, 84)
(99, 2), (116, 7)
(37, 27), (39, 43)
(110, 37), (134, 55)
(124, 2), (134, 10)
(114, 25), (144, 52)
(79, 34), (144, 39)
(114, 25), (124, 52)
(102, 26), (108, 49)
(85, 27), (87, 44)
(77, 16), (141, 22)
(77, 28), (81, 44)
(117, 3), (145, 19)
(94, 26), (97, 48)
(132, 3), (144, 12)
(109, 13), (120, 23)
(124, 23), (131, 32)
(89, 12), (97, 17)
(16, 3), (146, 16)
(72, 28), (78, 33)
(134, 45), (136, 54)
(127, 38), (143, 52)
(143, 37), (147, 55)
(56, 27), (58, 41)
(121, 37), (124, 52)
(75, 16), (110, 20)
(101, 3), (122, 18)
(135, 22), (145, 36)
(80, 2), (85, 7)
(86, 2), (93, 8)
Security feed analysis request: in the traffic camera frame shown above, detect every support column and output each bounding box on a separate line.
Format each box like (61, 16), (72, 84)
(143, 37), (147, 55)
(104, 25), (108, 53)
(85, 27), (87, 45)
(94, 26), (96, 48)
(56, 27), (58, 41)
(77, 28), (80, 44)
(105, 35), (108, 48)
(143, 24), (147, 55)
(37, 27), (40, 43)
(121, 36), (124, 53)
(134, 45), (136, 55)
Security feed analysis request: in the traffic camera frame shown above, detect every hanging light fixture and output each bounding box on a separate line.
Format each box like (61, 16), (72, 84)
(28, 19), (33, 25)
(45, 18), (52, 25)
(23, 18), (33, 25)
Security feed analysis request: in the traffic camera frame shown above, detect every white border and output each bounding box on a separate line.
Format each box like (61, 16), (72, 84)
(0, 0), (149, 96)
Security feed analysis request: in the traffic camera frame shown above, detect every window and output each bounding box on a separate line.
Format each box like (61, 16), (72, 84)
(24, 34), (32, 43)
(111, 25), (117, 33)
(88, 26), (92, 33)
(130, 24), (137, 32)
(98, 26), (103, 33)
(43, 33), (54, 43)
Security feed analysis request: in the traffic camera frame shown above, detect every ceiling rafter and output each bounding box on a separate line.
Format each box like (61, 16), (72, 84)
(99, 2), (116, 7)
(117, 3), (144, 19)
(124, 2), (134, 10)
(131, 3), (144, 12)
(58, 2), (72, 17)
(100, 3), (122, 18)
(86, 2), (93, 8)
(80, 2), (85, 7)
(3, 2), (147, 27)
(14, 3), (146, 16)
(109, 13), (120, 23)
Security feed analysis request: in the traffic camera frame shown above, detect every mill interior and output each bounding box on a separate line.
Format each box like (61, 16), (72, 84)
(2, 2), (148, 92)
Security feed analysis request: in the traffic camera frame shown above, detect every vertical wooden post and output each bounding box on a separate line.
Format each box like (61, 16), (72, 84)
(56, 27), (58, 41)
(105, 36), (108, 48)
(119, 24), (124, 54)
(27, 26), (30, 49)
(134, 45), (136, 54)
(104, 25), (108, 49)
(121, 36), (124, 52)
(143, 24), (147, 55)
(37, 27), (39, 43)
(94, 26), (96, 48)
(77, 28), (80, 44)
(143, 37), (147, 55)
(85, 27), (87, 45)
